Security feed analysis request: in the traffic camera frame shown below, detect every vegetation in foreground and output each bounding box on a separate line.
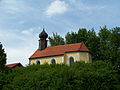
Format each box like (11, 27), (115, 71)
(0, 61), (120, 90)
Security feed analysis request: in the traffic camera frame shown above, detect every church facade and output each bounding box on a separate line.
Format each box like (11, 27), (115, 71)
(29, 29), (92, 65)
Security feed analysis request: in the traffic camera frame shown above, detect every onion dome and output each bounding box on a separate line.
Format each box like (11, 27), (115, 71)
(39, 28), (48, 38)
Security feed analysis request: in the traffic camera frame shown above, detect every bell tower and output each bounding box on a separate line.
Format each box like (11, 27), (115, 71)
(38, 28), (48, 50)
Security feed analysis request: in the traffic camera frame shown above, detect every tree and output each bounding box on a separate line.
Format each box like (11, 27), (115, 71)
(109, 27), (120, 65)
(49, 33), (65, 46)
(0, 42), (6, 70)
(86, 29), (100, 60)
(65, 32), (78, 44)
(77, 28), (88, 44)
(98, 26), (111, 61)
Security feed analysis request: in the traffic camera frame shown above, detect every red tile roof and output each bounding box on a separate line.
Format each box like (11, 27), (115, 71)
(29, 42), (89, 59)
(5, 63), (23, 68)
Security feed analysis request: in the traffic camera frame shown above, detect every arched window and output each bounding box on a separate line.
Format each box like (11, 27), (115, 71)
(51, 59), (56, 64)
(68, 57), (74, 66)
(36, 61), (40, 64)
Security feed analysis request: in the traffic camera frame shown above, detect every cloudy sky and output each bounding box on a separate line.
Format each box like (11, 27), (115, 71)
(0, 0), (120, 65)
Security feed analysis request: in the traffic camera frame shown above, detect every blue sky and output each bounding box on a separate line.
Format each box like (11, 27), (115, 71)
(0, 0), (120, 65)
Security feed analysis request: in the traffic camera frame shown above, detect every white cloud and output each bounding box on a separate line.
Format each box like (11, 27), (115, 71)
(45, 0), (105, 17)
(45, 0), (68, 17)
(21, 28), (34, 35)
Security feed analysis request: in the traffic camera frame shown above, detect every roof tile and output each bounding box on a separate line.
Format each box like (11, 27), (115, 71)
(30, 42), (89, 59)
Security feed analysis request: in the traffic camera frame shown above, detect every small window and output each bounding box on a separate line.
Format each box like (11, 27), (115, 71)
(51, 59), (56, 64)
(68, 57), (74, 66)
(36, 61), (40, 64)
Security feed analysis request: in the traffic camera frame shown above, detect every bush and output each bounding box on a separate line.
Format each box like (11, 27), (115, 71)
(1, 61), (120, 90)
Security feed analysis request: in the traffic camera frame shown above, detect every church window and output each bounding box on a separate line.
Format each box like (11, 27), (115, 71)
(36, 61), (40, 64)
(68, 57), (74, 66)
(51, 59), (56, 64)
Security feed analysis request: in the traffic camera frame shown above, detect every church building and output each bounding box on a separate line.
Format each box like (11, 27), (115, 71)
(29, 29), (92, 65)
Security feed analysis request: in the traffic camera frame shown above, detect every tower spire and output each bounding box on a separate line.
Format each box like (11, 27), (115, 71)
(38, 28), (48, 50)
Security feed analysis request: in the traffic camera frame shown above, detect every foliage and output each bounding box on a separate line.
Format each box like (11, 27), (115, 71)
(0, 61), (120, 90)
(48, 33), (65, 46)
(86, 29), (100, 60)
(109, 27), (120, 65)
(77, 28), (88, 43)
(0, 42), (6, 71)
(65, 32), (78, 44)
(98, 26), (111, 60)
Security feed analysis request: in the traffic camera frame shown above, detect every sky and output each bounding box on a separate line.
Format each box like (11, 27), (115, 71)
(0, 0), (120, 65)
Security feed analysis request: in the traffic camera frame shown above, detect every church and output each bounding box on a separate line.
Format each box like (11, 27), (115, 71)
(29, 29), (92, 65)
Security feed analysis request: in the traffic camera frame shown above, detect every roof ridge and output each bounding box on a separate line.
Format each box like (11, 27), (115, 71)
(48, 43), (81, 48)
(79, 42), (83, 50)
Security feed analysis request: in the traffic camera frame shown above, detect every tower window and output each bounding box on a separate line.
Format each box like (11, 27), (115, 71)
(36, 61), (40, 64)
(51, 59), (56, 64)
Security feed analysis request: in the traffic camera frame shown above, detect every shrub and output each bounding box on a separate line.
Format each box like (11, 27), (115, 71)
(1, 61), (120, 90)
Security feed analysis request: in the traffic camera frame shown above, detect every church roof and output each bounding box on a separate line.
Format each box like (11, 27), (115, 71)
(29, 42), (89, 59)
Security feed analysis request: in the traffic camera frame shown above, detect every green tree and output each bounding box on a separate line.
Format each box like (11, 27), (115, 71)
(49, 33), (65, 46)
(109, 27), (120, 65)
(65, 28), (88, 44)
(77, 28), (88, 44)
(0, 42), (6, 71)
(98, 26), (111, 61)
(86, 29), (100, 60)
(65, 32), (78, 44)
